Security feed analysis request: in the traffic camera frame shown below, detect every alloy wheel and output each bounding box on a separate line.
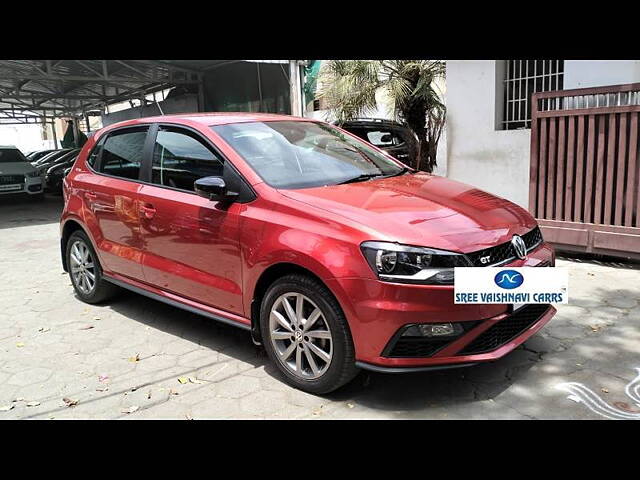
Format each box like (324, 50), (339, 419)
(69, 240), (96, 295)
(268, 292), (333, 380)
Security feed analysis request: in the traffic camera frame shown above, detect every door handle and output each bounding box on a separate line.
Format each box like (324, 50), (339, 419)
(85, 191), (97, 200)
(139, 203), (156, 219)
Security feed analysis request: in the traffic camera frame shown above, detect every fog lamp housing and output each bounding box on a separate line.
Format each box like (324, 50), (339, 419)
(401, 323), (463, 338)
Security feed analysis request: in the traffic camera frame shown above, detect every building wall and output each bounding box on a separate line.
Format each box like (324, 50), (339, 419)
(445, 60), (531, 207)
(563, 60), (640, 89)
(444, 60), (640, 210)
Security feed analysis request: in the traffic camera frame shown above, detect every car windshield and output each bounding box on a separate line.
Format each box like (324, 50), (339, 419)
(0, 149), (27, 163)
(212, 121), (405, 189)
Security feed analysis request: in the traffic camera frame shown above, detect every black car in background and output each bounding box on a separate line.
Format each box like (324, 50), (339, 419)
(33, 148), (78, 175)
(337, 118), (415, 167)
(43, 150), (79, 192)
(27, 149), (60, 163)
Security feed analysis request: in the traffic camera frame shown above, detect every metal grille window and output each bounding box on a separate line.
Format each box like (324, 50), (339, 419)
(502, 60), (564, 130)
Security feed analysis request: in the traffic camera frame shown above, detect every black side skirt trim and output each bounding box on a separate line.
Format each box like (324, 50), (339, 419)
(355, 361), (477, 374)
(103, 275), (251, 331)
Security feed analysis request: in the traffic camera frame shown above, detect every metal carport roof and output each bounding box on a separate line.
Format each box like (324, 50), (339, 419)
(0, 60), (291, 125)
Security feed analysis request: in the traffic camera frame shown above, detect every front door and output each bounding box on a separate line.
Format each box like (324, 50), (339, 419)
(138, 126), (244, 315)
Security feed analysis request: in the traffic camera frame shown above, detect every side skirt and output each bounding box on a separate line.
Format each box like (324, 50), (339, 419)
(103, 275), (252, 332)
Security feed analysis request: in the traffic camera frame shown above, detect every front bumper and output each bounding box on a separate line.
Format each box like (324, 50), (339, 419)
(327, 242), (556, 370)
(0, 175), (43, 195)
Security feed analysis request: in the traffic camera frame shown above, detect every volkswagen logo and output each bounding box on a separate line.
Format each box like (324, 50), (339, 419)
(494, 269), (524, 289)
(511, 235), (527, 260)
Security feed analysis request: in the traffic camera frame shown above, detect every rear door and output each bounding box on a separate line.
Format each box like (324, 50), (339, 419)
(137, 125), (245, 315)
(81, 125), (150, 281)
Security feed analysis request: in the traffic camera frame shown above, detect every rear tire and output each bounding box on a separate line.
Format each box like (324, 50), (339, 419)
(66, 230), (119, 304)
(260, 273), (359, 394)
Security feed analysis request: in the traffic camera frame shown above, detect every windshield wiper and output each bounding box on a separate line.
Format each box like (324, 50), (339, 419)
(384, 166), (411, 178)
(337, 173), (384, 185)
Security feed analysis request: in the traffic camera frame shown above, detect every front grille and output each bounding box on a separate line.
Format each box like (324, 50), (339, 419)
(384, 321), (481, 358)
(465, 226), (543, 266)
(0, 175), (24, 185)
(459, 304), (550, 355)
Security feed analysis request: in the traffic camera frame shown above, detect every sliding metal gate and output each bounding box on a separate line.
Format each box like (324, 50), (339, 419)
(529, 83), (640, 259)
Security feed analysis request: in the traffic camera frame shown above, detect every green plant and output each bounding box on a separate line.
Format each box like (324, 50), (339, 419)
(318, 60), (445, 172)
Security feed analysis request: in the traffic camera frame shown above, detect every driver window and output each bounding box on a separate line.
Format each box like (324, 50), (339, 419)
(151, 128), (224, 192)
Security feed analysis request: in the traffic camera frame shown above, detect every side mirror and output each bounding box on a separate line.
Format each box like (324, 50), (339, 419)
(194, 176), (238, 202)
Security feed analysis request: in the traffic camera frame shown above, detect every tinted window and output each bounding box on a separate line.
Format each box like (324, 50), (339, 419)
(0, 148), (27, 163)
(366, 130), (404, 147)
(151, 128), (224, 191)
(212, 121), (403, 189)
(99, 128), (147, 180)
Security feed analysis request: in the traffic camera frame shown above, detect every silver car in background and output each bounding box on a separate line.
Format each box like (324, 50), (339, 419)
(0, 146), (44, 198)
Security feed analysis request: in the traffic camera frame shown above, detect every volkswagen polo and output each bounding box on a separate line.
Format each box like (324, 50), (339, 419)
(60, 113), (556, 394)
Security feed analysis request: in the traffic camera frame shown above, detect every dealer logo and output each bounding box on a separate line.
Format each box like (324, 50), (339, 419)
(511, 235), (527, 260)
(494, 269), (524, 289)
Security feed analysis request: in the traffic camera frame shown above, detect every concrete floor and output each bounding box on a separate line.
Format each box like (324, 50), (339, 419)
(1, 195), (639, 419)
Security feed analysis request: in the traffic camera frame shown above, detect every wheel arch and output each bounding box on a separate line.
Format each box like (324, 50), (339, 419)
(249, 262), (347, 345)
(60, 218), (91, 272)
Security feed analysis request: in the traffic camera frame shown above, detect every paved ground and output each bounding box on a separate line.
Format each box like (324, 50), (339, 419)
(1, 195), (639, 420)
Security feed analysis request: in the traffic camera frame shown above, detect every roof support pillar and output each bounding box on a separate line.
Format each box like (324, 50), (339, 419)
(197, 73), (205, 112)
(51, 119), (58, 149)
(289, 60), (303, 117)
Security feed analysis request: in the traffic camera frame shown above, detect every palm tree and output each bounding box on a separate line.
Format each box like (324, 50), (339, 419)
(318, 60), (446, 172)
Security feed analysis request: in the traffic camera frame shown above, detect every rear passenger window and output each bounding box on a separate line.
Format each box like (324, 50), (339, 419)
(151, 128), (224, 192)
(99, 128), (148, 180)
(365, 130), (404, 147)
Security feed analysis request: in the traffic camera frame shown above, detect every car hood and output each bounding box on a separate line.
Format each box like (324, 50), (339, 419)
(279, 173), (537, 253)
(0, 162), (37, 175)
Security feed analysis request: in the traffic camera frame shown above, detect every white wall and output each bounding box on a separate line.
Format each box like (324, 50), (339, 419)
(444, 59), (640, 210)
(564, 60), (640, 89)
(445, 60), (531, 208)
(0, 124), (56, 154)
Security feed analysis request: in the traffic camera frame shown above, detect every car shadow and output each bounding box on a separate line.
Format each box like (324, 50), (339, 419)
(0, 194), (63, 230)
(102, 286), (546, 412)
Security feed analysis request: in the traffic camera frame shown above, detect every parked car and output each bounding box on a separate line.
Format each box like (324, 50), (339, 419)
(45, 153), (78, 193)
(32, 148), (75, 173)
(0, 146), (44, 198)
(27, 149), (61, 163)
(337, 118), (414, 166)
(60, 113), (556, 394)
(34, 149), (80, 178)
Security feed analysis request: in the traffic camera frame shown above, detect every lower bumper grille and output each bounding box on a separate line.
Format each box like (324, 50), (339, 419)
(459, 304), (551, 355)
(0, 175), (25, 185)
(384, 321), (480, 358)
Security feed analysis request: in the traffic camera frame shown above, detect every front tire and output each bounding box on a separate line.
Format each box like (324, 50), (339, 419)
(66, 230), (119, 304)
(260, 274), (359, 394)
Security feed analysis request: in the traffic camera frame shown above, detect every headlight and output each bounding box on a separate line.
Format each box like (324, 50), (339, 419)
(26, 171), (41, 178)
(360, 241), (470, 284)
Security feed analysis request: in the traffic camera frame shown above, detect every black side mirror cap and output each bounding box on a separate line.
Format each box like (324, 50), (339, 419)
(194, 176), (239, 202)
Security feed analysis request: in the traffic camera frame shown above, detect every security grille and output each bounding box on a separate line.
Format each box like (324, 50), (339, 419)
(503, 60), (564, 130)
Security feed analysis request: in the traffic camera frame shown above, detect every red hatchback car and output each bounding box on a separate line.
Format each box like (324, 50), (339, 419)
(60, 113), (556, 394)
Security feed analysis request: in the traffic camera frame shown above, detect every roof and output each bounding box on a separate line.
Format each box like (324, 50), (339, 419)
(102, 112), (316, 132)
(145, 112), (311, 125)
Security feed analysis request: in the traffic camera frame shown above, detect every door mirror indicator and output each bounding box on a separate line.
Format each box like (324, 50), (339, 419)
(194, 176), (238, 202)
